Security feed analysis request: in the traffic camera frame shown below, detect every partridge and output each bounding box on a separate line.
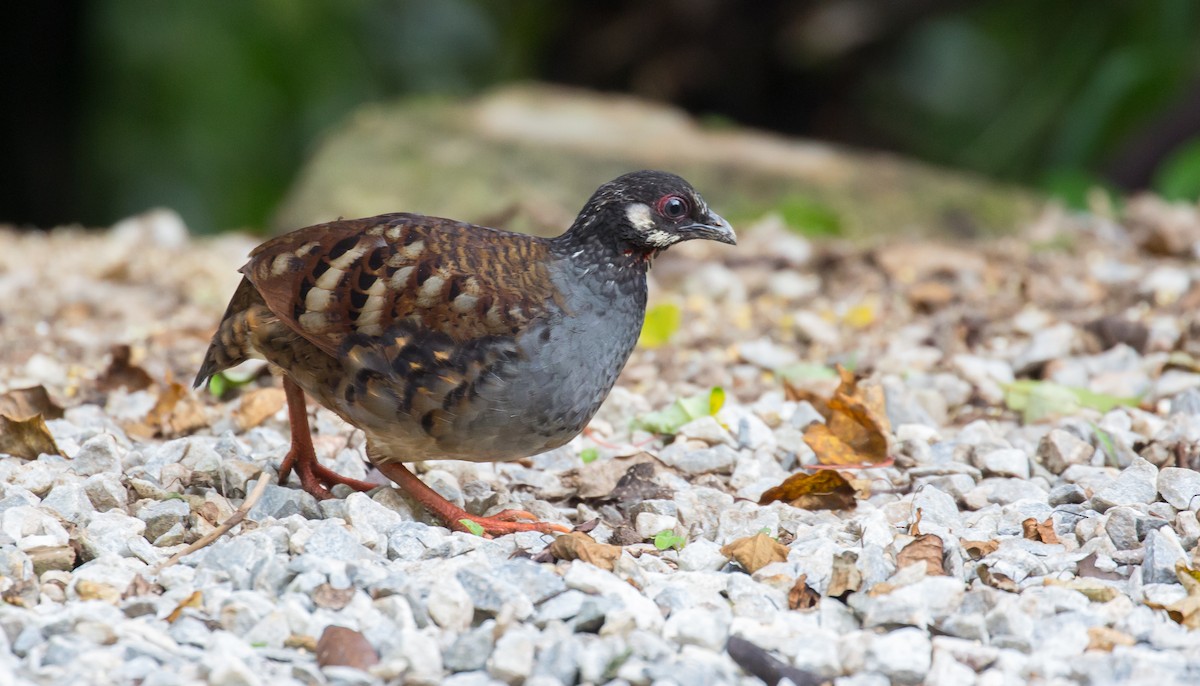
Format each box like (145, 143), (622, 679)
(195, 170), (735, 536)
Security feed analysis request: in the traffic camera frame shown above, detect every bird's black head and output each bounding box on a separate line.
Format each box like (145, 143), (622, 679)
(560, 170), (735, 259)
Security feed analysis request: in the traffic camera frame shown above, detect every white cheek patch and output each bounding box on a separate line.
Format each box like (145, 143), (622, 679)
(625, 203), (655, 231)
(625, 202), (679, 247)
(643, 230), (677, 247)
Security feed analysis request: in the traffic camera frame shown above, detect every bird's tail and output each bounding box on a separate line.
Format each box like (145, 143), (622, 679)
(194, 277), (264, 389)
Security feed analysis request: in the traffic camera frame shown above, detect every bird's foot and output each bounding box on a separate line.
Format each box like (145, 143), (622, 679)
(278, 446), (378, 501)
(446, 509), (571, 538)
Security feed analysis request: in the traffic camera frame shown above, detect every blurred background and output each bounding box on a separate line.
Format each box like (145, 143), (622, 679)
(4, 0), (1200, 234)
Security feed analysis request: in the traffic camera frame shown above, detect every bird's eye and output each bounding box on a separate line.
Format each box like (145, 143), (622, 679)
(656, 195), (689, 220)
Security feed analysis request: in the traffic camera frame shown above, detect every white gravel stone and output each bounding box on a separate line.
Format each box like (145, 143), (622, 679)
(488, 626), (536, 684)
(976, 448), (1030, 479)
(1143, 527), (1189, 584)
(1157, 467), (1200, 510)
(1092, 457), (1159, 511)
(865, 627), (932, 684)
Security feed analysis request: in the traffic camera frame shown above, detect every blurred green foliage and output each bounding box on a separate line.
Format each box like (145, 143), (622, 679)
(75, 0), (1200, 232)
(863, 0), (1200, 207)
(82, 0), (554, 233)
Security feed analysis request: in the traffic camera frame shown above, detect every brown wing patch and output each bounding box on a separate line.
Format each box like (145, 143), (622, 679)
(243, 213), (561, 358)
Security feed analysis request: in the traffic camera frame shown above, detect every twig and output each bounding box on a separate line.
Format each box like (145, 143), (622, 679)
(154, 473), (270, 572)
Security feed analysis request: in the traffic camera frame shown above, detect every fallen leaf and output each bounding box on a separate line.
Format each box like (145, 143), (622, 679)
(653, 529), (686, 551)
(166, 590), (203, 623)
(1148, 561), (1200, 629)
(0, 385), (63, 420)
(1003, 380), (1138, 423)
(977, 565), (1019, 593)
(285, 634), (319, 652)
(548, 532), (623, 571)
(826, 551), (862, 597)
(1042, 577), (1118, 603)
(720, 533), (789, 574)
(127, 382), (208, 438)
(0, 413), (61, 460)
(96, 344), (154, 392)
(1022, 517), (1059, 544)
(312, 583), (356, 610)
(1076, 552), (1124, 581)
(638, 302), (682, 348)
(802, 365), (890, 467)
(122, 574), (163, 600)
(76, 580), (121, 604)
(961, 539), (999, 560)
(909, 508), (924, 536)
(788, 574), (819, 610)
(633, 387), (726, 434)
(1086, 626), (1136, 652)
(233, 387), (286, 431)
(316, 626), (379, 670)
(758, 469), (857, 511)
(897, 534), (946, 576)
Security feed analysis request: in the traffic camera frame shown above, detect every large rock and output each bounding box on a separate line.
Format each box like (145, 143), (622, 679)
(275, 84), (1039, 240)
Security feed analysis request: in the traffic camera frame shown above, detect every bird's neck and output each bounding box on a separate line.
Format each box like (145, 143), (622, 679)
(551, 222), (652, 299)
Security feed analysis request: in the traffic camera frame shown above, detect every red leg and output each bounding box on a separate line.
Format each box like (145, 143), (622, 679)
(373, 460), (569, 537)
(278, 377), (378, 499)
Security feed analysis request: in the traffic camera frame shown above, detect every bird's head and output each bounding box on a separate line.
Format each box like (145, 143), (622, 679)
(564, 170), (736, 260)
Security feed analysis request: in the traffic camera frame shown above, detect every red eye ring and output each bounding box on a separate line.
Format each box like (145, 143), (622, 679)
(656, 195), (689, 220)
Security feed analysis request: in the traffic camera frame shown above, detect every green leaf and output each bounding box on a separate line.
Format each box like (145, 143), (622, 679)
(207, 369), (255, 398)
(580, 447), (599, 464)
(459, 519), (485, 537)
(633, 387), (725, 434)
(638, 303), (682, 348)
(1003, 380), (1138, 423)
(1154, 137), (1200, 202)
(653, 529), (686, 551)
(708, 387), (726, 415)
(1092, 424), (1119, 468)
(777, 195), (842, 237)
(775, 363), (839, 382)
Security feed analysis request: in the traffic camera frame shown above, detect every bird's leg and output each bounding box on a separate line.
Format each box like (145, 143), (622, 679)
(278, 377), (378, 499)
(373, 460), (569, 537)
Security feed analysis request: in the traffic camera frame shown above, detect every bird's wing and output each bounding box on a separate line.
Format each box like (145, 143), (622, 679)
(242, 213), (563, 359)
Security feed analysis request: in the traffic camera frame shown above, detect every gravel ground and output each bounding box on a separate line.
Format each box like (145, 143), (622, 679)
(4, 199), (1200, 685)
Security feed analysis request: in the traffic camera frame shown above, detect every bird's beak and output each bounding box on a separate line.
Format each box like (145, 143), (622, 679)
(680, 211), (736, 245)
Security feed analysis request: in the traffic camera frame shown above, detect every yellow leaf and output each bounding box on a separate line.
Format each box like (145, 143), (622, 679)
(720, 532), (789, 574)
(638, 303), (682, 348)
(548, 532), (622, 571)
(758, 470), (857, 510)
(0, 413), (61, 460)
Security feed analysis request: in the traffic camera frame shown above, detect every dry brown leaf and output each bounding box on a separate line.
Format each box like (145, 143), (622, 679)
(961, 539), (999, 560)
(800, 366), (890, 467)
(234, 387), (286, 431)
(1042, 577), (1118, 603)
(826, 551), (862, 597)
(0, 385), (63, 420)
(75, 580), (121, 604)
(1147, 561), (1200, 629)
(312, 583), (356, 610)
(720, 532), (789, 574)
(96, 344), (154, 392)
(909, 508), (924, 536)
(127, 382), (208, 438)
(166, 590), (203, 623)
(897, 534), (946, 576)
(758, 469), (857, 510)
(548, 532), (623, 571)
(0, 413), (61, 460)
(788, 574), (819, 610)
(122, 574), (163, 600)
(316, 626), (379, 670)
(1022, 517), (1059, 544)
(1086, 626), (1136, 652)
(977, 565), (1019, 593)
